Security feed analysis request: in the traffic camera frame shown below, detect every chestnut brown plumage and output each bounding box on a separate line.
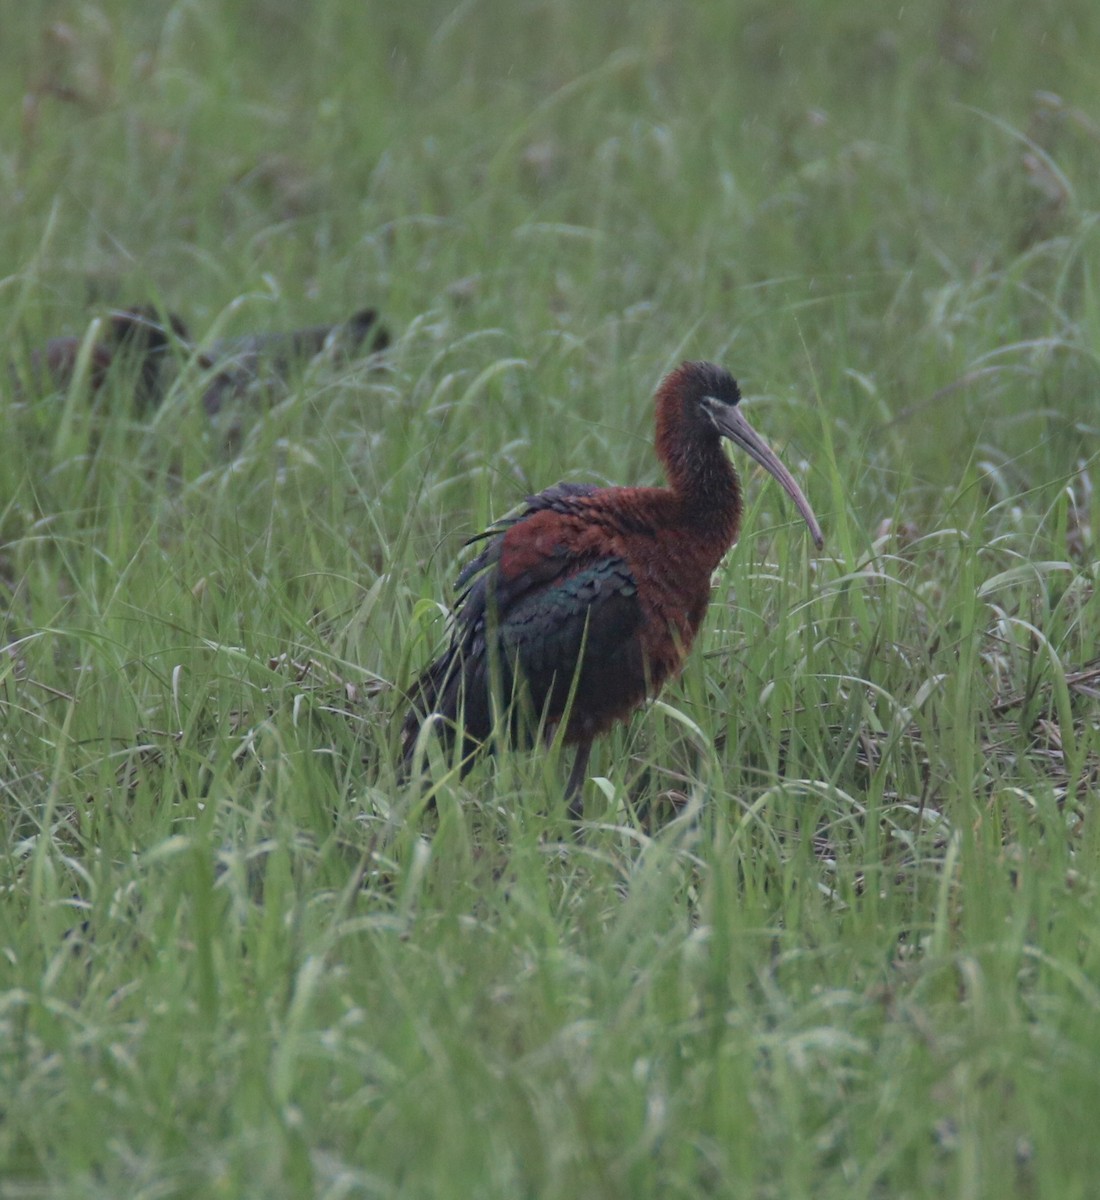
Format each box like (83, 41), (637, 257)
(402, 361), (824, 814)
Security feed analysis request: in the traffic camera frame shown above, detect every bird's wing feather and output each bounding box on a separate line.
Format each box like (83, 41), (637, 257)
(477, 494), (643, 715)
(405, 481), (642, 747)
(456, 482), (601, 593)
(497, 556), (640, 680)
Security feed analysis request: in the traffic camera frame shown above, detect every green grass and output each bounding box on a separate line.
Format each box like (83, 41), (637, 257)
(3, 1), (1100, 1196)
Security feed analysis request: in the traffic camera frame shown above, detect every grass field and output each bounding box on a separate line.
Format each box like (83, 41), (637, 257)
(3, 1), (1100, 1196)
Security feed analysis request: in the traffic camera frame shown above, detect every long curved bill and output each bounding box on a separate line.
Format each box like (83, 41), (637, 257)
(712, 404), (825, 549)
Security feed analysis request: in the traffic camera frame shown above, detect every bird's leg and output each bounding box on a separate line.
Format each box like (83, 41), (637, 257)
(565, 739), (592, 820)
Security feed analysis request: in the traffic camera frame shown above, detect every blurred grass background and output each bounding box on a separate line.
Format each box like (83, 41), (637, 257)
(2, 1), (1100, 1196)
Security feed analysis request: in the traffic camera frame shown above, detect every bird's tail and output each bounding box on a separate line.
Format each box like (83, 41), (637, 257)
(399, 648), (460, 771)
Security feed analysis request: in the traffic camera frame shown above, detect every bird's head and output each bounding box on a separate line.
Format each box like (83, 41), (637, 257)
(663, 360), (824, 549)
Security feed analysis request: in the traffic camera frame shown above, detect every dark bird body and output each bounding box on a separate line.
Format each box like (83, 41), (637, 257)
(200, 307), (389, 415)
(20, 306), (189, 409)
(14, 306), (389, 417)
(402, 361), (824, 812)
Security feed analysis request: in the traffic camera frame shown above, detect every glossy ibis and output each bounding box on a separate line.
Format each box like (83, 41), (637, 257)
(402, 360), (824, 814)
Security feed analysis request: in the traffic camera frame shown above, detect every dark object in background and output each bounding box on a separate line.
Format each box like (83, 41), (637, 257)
(18, 306), (189, 409)
(200, 308), (390, 415)
(109, 306), (192, 411)
(24, 335), (115, 394)
(401, 361), (824, 816)
(14, 305), (390, 417)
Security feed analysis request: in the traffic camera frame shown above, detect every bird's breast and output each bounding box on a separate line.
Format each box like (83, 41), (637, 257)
(625, 530), (721, 688)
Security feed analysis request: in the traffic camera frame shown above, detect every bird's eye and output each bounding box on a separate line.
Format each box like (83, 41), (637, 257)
(700, 395), (723, 424)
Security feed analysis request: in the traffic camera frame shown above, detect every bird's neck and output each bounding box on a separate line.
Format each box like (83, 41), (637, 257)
(658, 431), (743, 555)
